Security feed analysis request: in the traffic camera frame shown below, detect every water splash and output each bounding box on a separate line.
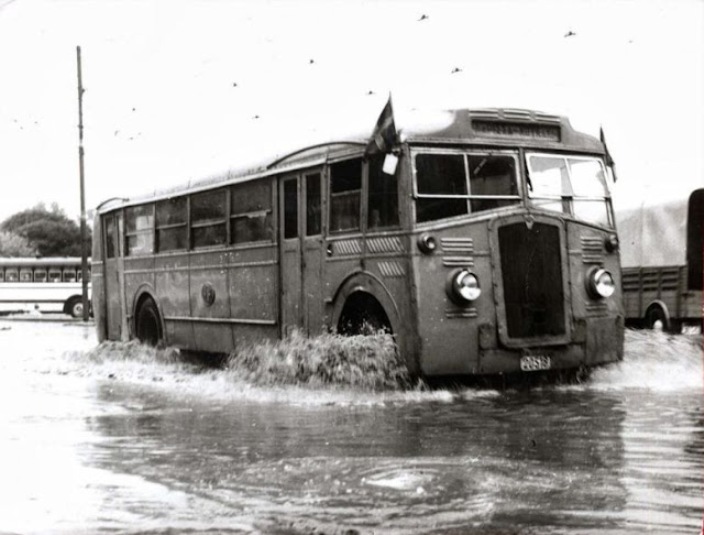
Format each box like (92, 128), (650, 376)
(590, 329), (703, 391)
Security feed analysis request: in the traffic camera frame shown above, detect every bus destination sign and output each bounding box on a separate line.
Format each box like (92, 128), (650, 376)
(472, 120), (561, 142)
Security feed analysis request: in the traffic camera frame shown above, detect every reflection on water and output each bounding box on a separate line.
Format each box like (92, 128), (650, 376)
(0, 321), (702, 534)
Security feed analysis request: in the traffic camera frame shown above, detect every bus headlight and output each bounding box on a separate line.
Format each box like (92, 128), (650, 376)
(586, 267), (615, 299)
(447, 269), (481, 304)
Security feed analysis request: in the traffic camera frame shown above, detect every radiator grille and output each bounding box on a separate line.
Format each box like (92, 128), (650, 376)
(499, 222), (565, 339)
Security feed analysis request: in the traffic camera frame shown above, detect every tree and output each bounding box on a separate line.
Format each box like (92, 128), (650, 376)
(0, 231), (37, 257)
(0, 203), (91, 257)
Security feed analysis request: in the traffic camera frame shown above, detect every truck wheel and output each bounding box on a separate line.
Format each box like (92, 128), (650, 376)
(645, 305), (669, 331)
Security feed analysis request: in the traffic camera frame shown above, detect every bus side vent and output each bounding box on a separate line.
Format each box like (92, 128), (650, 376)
(443, 257), (474, 268)
(441, 237), (474, 254)
(367, 237), (403, 254)
(585, 303), (608, 317)
(378, 261), (405, 278)
(333, 239), (362, 256)
(446, 307), (478, 319)
(581, 236), (604, 264)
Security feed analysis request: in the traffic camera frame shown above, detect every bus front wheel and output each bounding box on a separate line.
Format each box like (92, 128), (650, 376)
(67, 297), (84, 319)
(135, 298), (163, 347)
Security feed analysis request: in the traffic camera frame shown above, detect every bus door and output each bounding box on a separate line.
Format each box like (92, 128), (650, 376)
(279, 171), (326, 336)
(103, 212), (127, 341)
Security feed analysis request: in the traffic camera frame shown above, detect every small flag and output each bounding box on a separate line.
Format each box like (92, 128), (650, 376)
(600, 127), (618, 182)
(365, 96), (397, 156)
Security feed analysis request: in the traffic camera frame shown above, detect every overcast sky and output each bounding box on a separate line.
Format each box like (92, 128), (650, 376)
(0, 0), (702, 222)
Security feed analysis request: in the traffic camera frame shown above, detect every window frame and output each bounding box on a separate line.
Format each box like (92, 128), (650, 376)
(525, 152), (613, 226)
(412, 148), (522, 224)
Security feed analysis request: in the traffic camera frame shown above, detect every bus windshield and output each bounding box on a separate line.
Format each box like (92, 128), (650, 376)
(414, 151), (520, 223)
(527, 154), (611, 226)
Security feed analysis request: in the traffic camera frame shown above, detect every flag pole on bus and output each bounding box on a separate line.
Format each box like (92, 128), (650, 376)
(365, 94), (397, 156)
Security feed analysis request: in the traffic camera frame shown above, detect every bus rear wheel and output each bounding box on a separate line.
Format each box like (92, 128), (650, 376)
(135, 298), (163, 347)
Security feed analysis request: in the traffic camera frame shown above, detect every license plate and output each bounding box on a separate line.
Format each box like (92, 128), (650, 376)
(520, 355), (552, 372)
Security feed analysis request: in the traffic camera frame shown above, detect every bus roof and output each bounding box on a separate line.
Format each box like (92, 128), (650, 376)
(0, 257), (89, 267)
(97, 107), (605, 214)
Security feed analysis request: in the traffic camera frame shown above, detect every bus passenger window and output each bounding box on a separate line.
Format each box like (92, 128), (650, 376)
(415, 154), (468, 223)
(306, 173), (322, 236)
(283, 179), (298, 239)
(34, 269), (47, 282)
(156, 197), (188, 252)
(63, 270), (77, 282)
(6, 269), (18, 282)
(330, 159), (362, 232)
(125, 205), (155, 256)
(368, 154), (399, 229)
(0, 271), (3, 282)
(231, 181), (274, 244)
(191, 190), (227, 248)
(20, 269), (32, 282)
(468, 154), (519, 213)
(49, 269), (61, 282)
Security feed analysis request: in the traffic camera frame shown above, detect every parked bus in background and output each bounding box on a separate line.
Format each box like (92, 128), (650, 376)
(92, 102), (624, 379)
(617, 188), (703, 333)
(0, 257), (91, 318)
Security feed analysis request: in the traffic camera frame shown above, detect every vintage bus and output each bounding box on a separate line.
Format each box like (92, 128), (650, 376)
(0, 257), (91, 317)
(617, 188), (702, 332)
(92, 105), (624, 378)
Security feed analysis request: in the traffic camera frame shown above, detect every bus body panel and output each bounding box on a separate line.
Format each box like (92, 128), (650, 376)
(155, 252), (192, 348)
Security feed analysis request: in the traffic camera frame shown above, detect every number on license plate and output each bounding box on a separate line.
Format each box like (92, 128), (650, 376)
(520, 355), (552, 372)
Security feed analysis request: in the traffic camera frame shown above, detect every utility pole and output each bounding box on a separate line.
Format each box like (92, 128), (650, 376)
(76, 46), (89, 322)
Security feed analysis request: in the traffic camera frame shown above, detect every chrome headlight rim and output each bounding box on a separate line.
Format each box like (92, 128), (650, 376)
(586, 267), (616, 299)
(446, 269), (481, 305)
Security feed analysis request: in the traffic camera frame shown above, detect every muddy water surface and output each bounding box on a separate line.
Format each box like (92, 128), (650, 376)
(0, 319), (702, 534)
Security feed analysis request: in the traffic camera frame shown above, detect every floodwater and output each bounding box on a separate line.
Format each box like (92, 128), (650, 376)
(0, 319), (702, 535)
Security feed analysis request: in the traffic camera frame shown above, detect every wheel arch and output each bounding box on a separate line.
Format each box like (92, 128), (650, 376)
(131, 283), (166, 343)
(330, 270), (419, 376)
(644, 299), (671, 329)
(331, 270), (400, 334)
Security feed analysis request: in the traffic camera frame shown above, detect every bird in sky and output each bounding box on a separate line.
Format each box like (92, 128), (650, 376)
(367, 90), (375, 95)
(232, 82), (238, 87)
(451, 67), (462, 74)
(418, 14), (428, 21)
(564, 30), (576, 38)
(309, 58), (315, 64)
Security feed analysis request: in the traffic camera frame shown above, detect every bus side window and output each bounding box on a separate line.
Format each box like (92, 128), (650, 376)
(20, 269), (32, 282)
(49, 269), (62, 282)
(6, 269), (18, 282)
(283, 179), (298, 239)
(34, 269), (47, 283)
(330, 159), (362, 232)
(125, 205), (155, 256)
(156, 197), (188, 252)
(0, 270), (4, 282)
(231, 180), (274, 244)
(306, 173), (322, 236)
(191, 190), (227, 248)
(63, 269), (77, 282)
(104, 215), (117, 258)
(367, 154), (399, 229)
